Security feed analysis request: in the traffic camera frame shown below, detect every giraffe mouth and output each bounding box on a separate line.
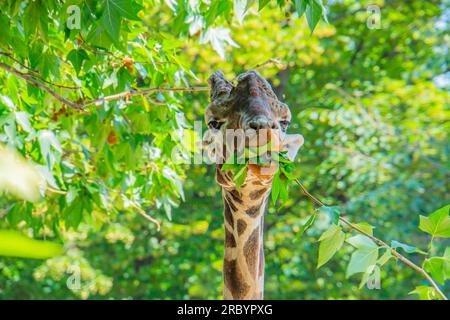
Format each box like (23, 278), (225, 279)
(217, 127), (284, 169)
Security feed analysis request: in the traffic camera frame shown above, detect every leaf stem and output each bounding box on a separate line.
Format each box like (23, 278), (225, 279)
(293, 178), (448, 300)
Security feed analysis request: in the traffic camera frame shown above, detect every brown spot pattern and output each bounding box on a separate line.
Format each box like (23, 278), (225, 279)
(223, 259), (250, 299)
(225, 194), (238, 212)
(225, 229), (236, 247)
(237, 219), (247, 236)
(229, 190), (243, 204)
(224, 204), (234, 227)
(216, 169), (228, 185)
(249, 188), (267, 200)
(246, 205), (261, 217)
(244, 227), (259, 278)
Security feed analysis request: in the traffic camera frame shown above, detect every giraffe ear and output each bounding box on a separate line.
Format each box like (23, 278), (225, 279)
(208, 70), (233, 101)
(282, 134), (304, 161)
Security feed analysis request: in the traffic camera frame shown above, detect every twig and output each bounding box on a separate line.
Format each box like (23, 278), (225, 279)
(145, 96), (167, 106)
(231, 58), (286, 82)
(0, 62), (88, 113)
(79, 86), (209, 108)
(0, 62), (209, 112)
(78, 34), (121, 60)
(293, 178), (448, 300)
(0, 52), (39, 74)
(0, 52), (81, 90)
(46, 187), (67, 195)
(131, 203), (161, 232)
(252, 58), (285, 70)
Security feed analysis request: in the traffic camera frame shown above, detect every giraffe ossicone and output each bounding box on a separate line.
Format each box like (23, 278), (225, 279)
(204, 70), (304, 300)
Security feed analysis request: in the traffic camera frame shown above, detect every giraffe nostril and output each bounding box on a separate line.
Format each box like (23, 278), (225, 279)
(248, 121), (261, 130)
(247, 118), (273, 130)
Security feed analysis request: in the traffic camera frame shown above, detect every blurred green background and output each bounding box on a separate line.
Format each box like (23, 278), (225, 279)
(0, 0), (449, 299)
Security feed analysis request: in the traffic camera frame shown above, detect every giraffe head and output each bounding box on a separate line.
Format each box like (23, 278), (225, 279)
(203, 70), (304, 173)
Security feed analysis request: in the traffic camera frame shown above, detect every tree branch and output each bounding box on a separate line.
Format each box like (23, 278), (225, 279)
(0, 62), (209, 113)
(0, 62), (88, 113)
(293, 178), (448, 301)
(79, 86), (209, 108)
(0, 52), (81, 90)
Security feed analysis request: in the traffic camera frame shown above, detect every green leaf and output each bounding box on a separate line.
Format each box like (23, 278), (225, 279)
(377, 249), (392, 266)
(294, 0), (308, 17)
(38, 129), (62, 169)
(391, 240), (426, 255)
(1, 95), (15, 109)
(66, 188), (79, 205)
(353, 222), (374, 236)
(280, 165), (297, 180)
(418, 204), (450, 238)
(15, 111), (33, 133)
(23, 1), (40, 38)
(318, 206), (341, 225)
(0, 14), (10, 48)
(423, 250), (450, 285)
(102, 0), (133, 40)
(346, 235), (379, 278)
(258, 0), (271, 11)
(233, 164), (248, 191)
(245, 0), (257, 11)
(87, 24), (113, 49)
(305, 0), (322, 33)
(234, 0), (248, 24)
(409, 286), (441, 300)
(163, 199), (172, 221)
(298, 214), (316, 236)
(347, 234), (377, 250)
(279, 177), (289, 202)
(317, 224), (345, 268)
(65, 201), (84, 229)
(271, 171), (281, 205)
(221, 163), (238, 171)
(0, 230), (63, 259)
(67, 49), (88, 75)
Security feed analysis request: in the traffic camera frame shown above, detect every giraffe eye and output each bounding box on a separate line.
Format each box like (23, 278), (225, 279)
(279, 120), (290, 131)
(208, 120), (222, 130)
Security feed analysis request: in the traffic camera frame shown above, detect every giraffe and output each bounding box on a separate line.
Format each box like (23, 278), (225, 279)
(203, 70), (304, 300)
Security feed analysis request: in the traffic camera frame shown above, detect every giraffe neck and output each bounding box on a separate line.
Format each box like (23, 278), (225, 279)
(217, 167), (271, 300)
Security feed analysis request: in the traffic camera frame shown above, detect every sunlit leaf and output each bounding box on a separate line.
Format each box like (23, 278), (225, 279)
(298, 214), (316, 236)
(409, 286), (441, 300)
(0, 230), (63, 259)
(419, 205), (450, 238)
(317, 224), (345, 268)
(346, 235), (379, 278)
